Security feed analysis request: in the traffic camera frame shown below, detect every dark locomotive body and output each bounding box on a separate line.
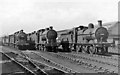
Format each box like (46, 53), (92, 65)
(35, 28), (58, 52)
(15, 30), (28, 50)
(45, 29), (58, 52)
(3, 30), (36, 50)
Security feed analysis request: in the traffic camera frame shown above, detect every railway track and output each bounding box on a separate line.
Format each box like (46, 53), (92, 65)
(1, 46), (69, 75)
(1, 52), (37, 75)
(57, 52), (118, 73)
(24, 51), (78, 73)
(1, 46), (119, 74)
(24, 51), (108, 73)
(2, 46), (97, 73)
(69, 52), (118, 65)
(40, 51), (118, 73)
(75, 52), (119, 60)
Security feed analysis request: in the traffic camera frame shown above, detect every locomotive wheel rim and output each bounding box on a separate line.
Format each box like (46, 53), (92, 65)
(39, 45), (41, 50)
(97, 48), (102, 53)
(89, 46), (96, 54)
(43, 46), (45, 51)
(76, 45), (80, 52)
(104, 47), (108, 53)
(82, 46), (87, 53)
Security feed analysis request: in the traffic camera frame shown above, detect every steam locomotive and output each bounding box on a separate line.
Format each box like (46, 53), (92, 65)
(2, 30), (36, 50)
(36, 27), (58, 52)
(57, 20), (115, 54)
(2, 20), (115, 54)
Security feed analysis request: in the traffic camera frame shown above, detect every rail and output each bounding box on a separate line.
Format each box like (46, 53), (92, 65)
(1, 52), (36, 75)
(30, 51), (78, 73)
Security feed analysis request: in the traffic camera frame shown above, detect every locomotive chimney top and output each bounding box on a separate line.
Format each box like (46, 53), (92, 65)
(98, 20), (102, 27)
(49, 26), (53, 30)
(45, 28), (49, 30)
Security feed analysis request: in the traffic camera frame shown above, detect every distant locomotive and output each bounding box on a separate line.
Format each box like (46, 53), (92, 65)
(15, 30), (28, 49)
(2, 30), (36, 50)
(16, 30), (36, 50)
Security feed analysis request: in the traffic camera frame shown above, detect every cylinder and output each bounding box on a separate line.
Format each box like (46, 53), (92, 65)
(98, 20), (102, 27)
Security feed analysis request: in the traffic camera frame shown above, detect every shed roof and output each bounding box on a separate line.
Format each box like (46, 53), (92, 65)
(103, 21), (120, 36)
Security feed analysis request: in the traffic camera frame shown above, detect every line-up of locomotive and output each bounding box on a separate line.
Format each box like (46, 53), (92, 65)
(2, 20), (115, 54)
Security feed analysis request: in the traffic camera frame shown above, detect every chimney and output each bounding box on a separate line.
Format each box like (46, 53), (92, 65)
(98, 20), (102, 27)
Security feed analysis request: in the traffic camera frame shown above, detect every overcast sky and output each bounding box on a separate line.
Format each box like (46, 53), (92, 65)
(0, 0), (119, 36)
